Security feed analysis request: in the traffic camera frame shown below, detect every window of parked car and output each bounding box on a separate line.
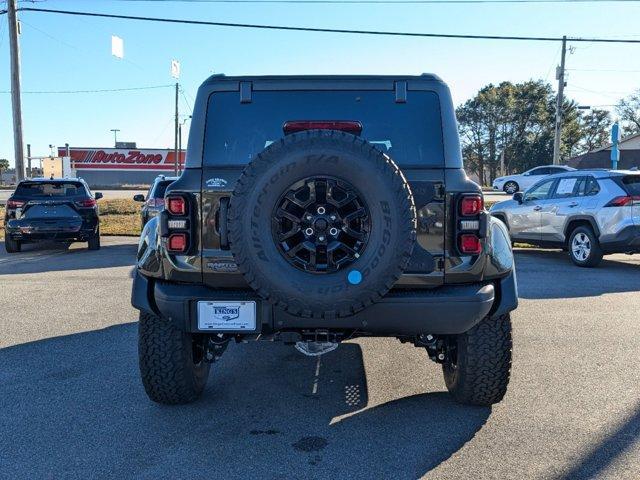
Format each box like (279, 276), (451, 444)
(14, 181), (88, 198)
(553, 177), (579, 198)
(575, 176), (600, 197)
(151, 180), (173, 199)
(524, 178), (555, 201)
(622, 175), (640, 195)
(528, 167), (550, 176)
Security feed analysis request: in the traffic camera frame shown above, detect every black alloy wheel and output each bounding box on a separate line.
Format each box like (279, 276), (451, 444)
(273, 176), (370, 273)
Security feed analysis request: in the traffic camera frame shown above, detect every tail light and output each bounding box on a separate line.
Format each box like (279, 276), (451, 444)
(283, 120), (363, 136)
(167, 233), (188, 252)
(75, 198), (97, 208)
(164, 194), (190, 254)
(456, 193), (484, 255)
(166, 196), (186, 215)
(6, 199), (25, 209)
(605, 195), (640, 207)
(459, 234), (482, 254)
(460, 195), (483, 216)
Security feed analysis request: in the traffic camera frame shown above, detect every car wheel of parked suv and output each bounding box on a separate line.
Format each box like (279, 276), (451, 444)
(138, 312), (211, 404)
(568, 226), (603, 268)
(503, 181), (519, 194)
(88, 228), (101, 250)
(442, 314), (512, 406)
(4, 237), (21, 253)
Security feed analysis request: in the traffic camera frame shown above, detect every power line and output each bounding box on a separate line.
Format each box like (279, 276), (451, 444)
(18, 7), (640, 43)
(0, 84), (174, 94)
(107, 0), (640, 3)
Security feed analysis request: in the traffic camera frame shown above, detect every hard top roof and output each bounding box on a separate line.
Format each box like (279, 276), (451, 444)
(201, 73), (444, 87)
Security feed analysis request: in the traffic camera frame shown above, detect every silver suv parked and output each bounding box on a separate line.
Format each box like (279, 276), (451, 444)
(490, 170), (640, 267)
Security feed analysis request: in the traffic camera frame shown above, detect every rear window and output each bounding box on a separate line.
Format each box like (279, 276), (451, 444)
(203, 90), (444, 167)
(151, 180), (174, 199)
(622, 175), (640, 195)
(14, 181), (87, 198)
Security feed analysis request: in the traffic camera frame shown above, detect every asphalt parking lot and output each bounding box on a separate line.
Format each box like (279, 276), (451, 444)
(1, 237), (639, 479)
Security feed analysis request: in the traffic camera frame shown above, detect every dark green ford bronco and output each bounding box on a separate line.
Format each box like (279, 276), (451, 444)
(132, 75), (517, 406)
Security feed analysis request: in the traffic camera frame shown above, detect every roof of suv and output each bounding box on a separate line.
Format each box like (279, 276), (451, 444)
(201, 74), (444, 87)
(547, 169), (640, 179)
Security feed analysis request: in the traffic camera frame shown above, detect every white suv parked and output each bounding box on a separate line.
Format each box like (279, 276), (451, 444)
(490, 170), (640, 267)
(492, 165), (575, 194)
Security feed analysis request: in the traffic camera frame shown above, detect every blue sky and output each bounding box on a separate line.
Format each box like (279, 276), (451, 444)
(1, 0), (640, 166)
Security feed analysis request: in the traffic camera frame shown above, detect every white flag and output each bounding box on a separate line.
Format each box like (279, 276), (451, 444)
(111, 35), (124, 59)
(171, 59), (181, 79)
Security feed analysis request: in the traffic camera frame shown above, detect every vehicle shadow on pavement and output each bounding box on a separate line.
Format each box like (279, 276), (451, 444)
(559, 400), (640, 480)
(0, 324), (490, 479)
(0, 240), (136, 275)
(514, 249), (640, 300)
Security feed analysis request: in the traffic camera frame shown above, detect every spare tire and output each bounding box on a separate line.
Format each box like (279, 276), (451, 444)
(228, 130), (416, 319)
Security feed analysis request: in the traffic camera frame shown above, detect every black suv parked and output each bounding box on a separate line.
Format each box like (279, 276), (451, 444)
(132, 75), (518, 406)
(133, 175), (179, 228)
(4, 178), (102, 253)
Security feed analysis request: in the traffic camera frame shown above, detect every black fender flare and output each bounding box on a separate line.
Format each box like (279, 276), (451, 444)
(563, 215), (600, 240)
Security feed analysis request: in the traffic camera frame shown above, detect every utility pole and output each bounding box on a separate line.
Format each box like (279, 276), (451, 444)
(8, 0), (25, 181)
(552, 36), (567, 166)
(26, 143), (31, 177)
(174, 82), (179, 175)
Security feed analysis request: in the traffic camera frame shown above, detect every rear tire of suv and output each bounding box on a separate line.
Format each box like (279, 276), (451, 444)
(568, 226), (603, 268)
(88, 229), (101, 251)
(4, 236), (21, 253)
(442, 314), (512, 406)
(138, 312), (211, 405)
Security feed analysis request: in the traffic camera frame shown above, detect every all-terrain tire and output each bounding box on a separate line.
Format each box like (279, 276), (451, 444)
(88, 228), (101, 250)
(442, 314), (512, 406)
(4, 236), (21, 253)
(138, 311), (210, 405)
(228, 129), (417, 319)
(568, 225), (603, 268)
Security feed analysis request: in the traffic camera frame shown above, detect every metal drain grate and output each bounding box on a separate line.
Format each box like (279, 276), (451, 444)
(344, 384), (361, 406)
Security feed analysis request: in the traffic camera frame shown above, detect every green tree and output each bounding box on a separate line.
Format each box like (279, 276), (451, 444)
(457, 80), (607, 184)
(616, 90), (640, 136)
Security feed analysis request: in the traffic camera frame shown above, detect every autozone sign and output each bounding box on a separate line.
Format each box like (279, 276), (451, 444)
(57, 147), (185, 171)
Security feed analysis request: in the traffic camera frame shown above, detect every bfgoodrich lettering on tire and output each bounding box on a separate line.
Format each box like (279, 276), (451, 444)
(228, 130), (417, 319)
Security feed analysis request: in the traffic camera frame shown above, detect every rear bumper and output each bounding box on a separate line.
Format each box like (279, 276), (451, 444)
(600, 225), (640, 254)
(5, 224), (97, 242)
(132, 270), (518, 337)
(6, 216), (98, 242)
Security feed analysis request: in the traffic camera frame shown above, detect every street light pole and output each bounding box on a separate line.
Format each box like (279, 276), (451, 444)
(8, 0), (25, 181)
(110, 129), (120, 147)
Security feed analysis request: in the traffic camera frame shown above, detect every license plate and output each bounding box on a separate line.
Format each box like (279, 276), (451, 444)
(197, 301), (256, 331)
(15, 208), (21, 218)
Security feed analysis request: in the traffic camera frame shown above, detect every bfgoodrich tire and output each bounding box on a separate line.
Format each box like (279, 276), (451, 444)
(442, 314), (512, 406)
(228, 130), (417, 319)
(138, 312), (210, 405)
